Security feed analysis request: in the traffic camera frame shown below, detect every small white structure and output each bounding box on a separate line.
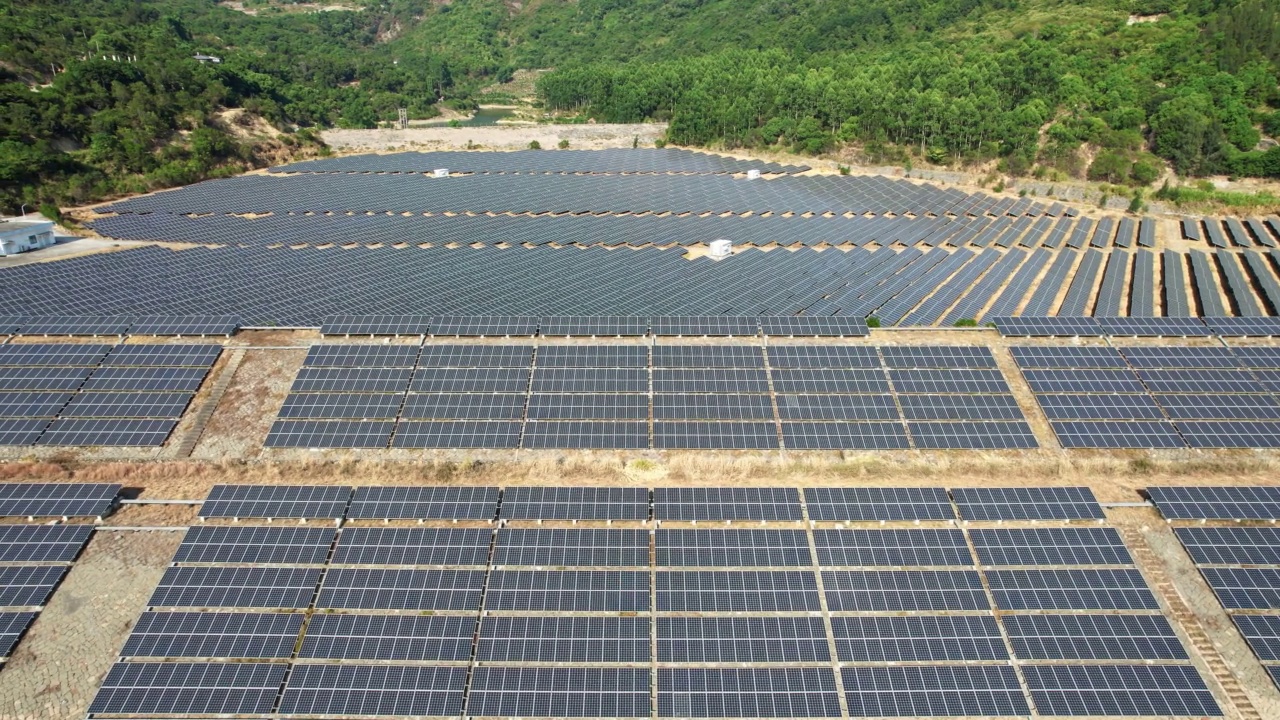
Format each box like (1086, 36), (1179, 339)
(709, 239), (732, 259)
(0, 216), (55, 257)
(433, 168), (449, 178)
(193, 54), (222, 64)
(746, 169), (761, 180)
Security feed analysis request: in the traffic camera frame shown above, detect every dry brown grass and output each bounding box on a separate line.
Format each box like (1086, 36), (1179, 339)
(1, 450), (1276, 504)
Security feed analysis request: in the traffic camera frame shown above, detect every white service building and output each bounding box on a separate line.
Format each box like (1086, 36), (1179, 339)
(0, 217), (56, 257)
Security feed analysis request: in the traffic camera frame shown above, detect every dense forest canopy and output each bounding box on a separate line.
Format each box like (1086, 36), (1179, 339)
(1, 0), (1278, 214)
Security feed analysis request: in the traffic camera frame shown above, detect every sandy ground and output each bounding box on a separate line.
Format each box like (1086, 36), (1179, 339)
(321, 123), (667, 152)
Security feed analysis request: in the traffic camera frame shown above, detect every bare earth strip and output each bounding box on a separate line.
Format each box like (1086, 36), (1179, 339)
(0, 530), (183, 720)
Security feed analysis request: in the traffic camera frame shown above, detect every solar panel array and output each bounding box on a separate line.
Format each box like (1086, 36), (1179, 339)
(320, 316), (868, 338)
(1183, 217), (1280, 248)
(265, 344), (1037, 449)
(96, 210), (1129, 251)
(88, 483), (1224, 717)
(0, 316), (239, 337)
(270, 148), (809, 175)
(0, 343), (220, 447)
(1012, 344), (1280, 448)
(12, 241), (1280, 327)
(0, 483), (120, 519)
(0, 523), (95, 664)
(1154, 488), (1280, 695)
(102, 172), (1062, 217)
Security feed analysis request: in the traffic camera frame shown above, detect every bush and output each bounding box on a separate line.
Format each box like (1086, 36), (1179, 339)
(528, 140), (541, 150)
(1128, 191), (1146, 214)
(654, 138), (667, 148)
(866, 316), (881, 328)
(37, 203), (62, 223)
(1130, 160), (1160, 185)
(953, 318), (977, 327)
(558, 139), (570, 149)
(838, 165), (850, 175)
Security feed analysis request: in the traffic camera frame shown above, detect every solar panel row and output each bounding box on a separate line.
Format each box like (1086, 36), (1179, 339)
(0, 344), (220, 447)
(196, 483), (1105, 521)
(10, 243), (1279, 328)
(267, 344), (1037, 449)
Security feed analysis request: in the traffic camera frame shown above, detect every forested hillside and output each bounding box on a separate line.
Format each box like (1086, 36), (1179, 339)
(2, 0), (1279, 214)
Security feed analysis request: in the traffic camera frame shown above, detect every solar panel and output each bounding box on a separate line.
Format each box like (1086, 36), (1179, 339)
(1177, 420), (1280, 448)
(1035, 394), (1165, 421)
(21, 315), (133, 336)
(332, 527), (492, 565)
(0, 392), (69, 419)
(0, 418), (48, 446)
(1205, 315), (1280, 337)
(813, 529), (971, 567)
(400, 392), (526, 420)
(493, 528), (648, 567)
(430, 315), (538, 337)
(529, 367), (647, 392)
(1009, 345), (1128, 368)
(479, 616), (650, 662)
(769, 368), (889, 393)
(760, 316), (869, 337)
(1201, 567), (1280, 609)
(0, 565), (67, 606)
(1148, 486), (1280, 520)
(1051, 419), (1186, 449)
(952, 486), (1103, 520)
(299, 613), (474, 660)
(991, 316), (1103, 337)
(657, 529), (810, 567)
(412, 367), (530, 392)
(538, 316), (650, 337)
(765, 345), (881, 369)
(659, 616), (828, 663)
(391, 420), (520, 448)
(129, 315), (240, 336)
(280, 664), (467, 717)
(970, 527), (1132, 566)
(1022, 665), (1219, 717)
(802, 487), (955, 521)
(485, 570), (649, 611)
(200, 484), (352, 519)
(842, 666), (1029, 717)
(832, 615), (1006, 662)
(121, 611), (303, 659)
(88, 662), (288, 715)
(417, 344), (534, 368)
(908, 420), (1038, 449)
(1003, 613), (1188, 660)
(83, 367), (211, 392)
(59, 391), (193, 419)
(781, 421), (911, 449)
(656, 570), (820, 612)
(651, 316), (760, 336)
(0, 483), (119, 518)
(896, 394), (1024, 421)
(880, 345), (996, 368)
(0, 612), (35, 657)
(277, 391), (404, 420)
(1175, 526), (1280, 565)
(653, 420), (779, 449)
(500, 486), (649, 520)
(36, 417), (178, 446)
(528, 394), (648, 420)
(317, 568), (485, 610)
(470, 667), (650, 718)
(535, 344), (648, 367)
(1231, 614), (1280, 661)
(822, 569), (988, 611)
(526, 419), (652, 448)
(149, 566), (321, 609)
(985, 568), (1159, 610)
(659, 668), (841, 718)
(654, 487), (800, 521)
(653, 345), (764, 368)
(173, 525), (335, 564)
(103, 344), (222, 367)
(321, 314), (432, 335)
(347, 485), (498, 520)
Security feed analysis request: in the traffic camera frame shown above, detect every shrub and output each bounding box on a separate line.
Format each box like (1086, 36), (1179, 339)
(953, 318), (978, 327)
(528, 140), (541, 150)
(866, 316), (881, 328)
(558, 139), (570, 149)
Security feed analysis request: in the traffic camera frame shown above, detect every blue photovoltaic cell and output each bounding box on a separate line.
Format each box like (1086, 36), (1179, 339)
(802, 487), (955, 521)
